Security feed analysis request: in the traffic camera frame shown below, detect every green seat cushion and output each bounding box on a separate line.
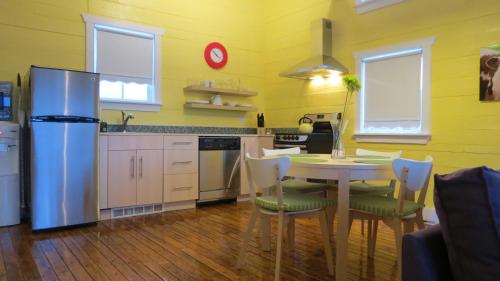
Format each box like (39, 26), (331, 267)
(350, 195), (423, 217)
(282, 179), (335, 193)
(349, 182), (393, 196)
(255, 193), (336, 212)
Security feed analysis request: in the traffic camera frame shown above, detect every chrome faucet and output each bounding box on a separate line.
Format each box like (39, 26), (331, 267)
(121, 111), (135, 132)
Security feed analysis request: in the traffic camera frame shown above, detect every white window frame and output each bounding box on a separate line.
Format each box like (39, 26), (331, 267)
(82, 14), (164, 112)
(355, 0), (406, 14)
(353, 37), (435, 144)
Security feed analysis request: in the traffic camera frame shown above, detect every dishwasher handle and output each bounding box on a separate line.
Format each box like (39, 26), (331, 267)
(225, 154), (241, 191)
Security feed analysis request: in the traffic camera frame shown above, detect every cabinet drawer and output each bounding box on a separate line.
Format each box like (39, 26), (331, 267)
(164, 136), (198, 150)
(137, 136), (163, 150)
(164, 174), (198, 202)
(108, 135), (163, 150)
(164, 150), (198, 174)
(108, 136), (137, 150)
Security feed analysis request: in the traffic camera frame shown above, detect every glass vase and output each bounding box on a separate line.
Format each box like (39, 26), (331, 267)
(331, 135), (346, 159)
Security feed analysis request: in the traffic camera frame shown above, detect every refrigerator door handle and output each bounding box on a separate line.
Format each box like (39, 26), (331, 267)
(131, 156), (135, 178)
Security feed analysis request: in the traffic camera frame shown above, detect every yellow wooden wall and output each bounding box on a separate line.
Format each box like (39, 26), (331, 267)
(262, 0), (500, 205)
(0, 0), (265, 127)
(2, 0), (500, 205)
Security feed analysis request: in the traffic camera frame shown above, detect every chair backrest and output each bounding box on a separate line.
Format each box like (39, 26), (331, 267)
(245, 154), (291, 201)
(393, 156), (433, 214)
(356, 148), (402, 159)
(392, 156), (433, 192)
(262, 147), (301, 156)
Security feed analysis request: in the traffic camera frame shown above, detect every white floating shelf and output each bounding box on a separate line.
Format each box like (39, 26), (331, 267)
(183, 85), (258, 97)
(184, 103), (256, 112)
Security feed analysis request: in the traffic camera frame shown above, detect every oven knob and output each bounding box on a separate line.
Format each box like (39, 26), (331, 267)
(284, 135), (290, 140)
(294, 136), (299, 140)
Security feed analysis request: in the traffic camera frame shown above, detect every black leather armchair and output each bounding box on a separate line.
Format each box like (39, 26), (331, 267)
(402, 225), (453, 281)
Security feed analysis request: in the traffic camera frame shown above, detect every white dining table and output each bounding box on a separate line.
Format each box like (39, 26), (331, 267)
(286, 154), (394, 281)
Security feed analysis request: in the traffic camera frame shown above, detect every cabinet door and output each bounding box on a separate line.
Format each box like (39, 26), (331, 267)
(258, 136), (274, 158)
(108, 150), (137, 208)
(137, 150), (164, 205)
(99, 136), (108, 209)
(240, 137), (259, 195)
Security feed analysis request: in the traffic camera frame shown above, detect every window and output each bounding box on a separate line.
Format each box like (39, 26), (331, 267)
(354, 37), (435, 144)
(355, 0), (406, 14)
(82, 14), (164, 111)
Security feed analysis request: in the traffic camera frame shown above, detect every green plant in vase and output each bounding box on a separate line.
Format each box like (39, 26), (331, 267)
(332, 74), (361, 159)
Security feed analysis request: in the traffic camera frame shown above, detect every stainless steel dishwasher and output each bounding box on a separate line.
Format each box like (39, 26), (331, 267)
(198, 136), (240, 204)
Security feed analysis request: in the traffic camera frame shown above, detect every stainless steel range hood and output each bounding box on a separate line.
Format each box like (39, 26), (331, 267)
(280, 18), (348, 79)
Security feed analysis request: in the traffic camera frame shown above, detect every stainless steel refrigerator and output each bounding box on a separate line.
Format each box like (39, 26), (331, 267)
(29, 66), (99, 231)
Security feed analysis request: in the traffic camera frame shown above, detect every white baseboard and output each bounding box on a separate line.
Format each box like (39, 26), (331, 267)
(423, 207), (439, 225)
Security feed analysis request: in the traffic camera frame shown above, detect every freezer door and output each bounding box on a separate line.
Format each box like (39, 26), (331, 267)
(31, 67), (99, 118)
(31, 122), (98, 230)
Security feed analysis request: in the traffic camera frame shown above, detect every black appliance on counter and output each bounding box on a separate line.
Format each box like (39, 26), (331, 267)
(274, 113), (340, 154)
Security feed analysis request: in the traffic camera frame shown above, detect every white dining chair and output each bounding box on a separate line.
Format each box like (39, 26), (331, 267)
(341, 149), (403, 236)
(262, 147), (301, 156)
(348, 156), (433, 279)
(350, 148), (403, 196)
(262, 147), (334, 194)
(261, 147), (336, 250)
(237, 154), (335, 281)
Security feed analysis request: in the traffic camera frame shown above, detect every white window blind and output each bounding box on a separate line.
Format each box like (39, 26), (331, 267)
(95, 26), (154, 102)
(354, 37), (434, 144)
(362, 49), (422, 133)
(83, 14), (164, 111)
(96, 27), (153, 81)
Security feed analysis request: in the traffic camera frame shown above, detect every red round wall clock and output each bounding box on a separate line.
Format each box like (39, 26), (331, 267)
(204, 42), (228, 69)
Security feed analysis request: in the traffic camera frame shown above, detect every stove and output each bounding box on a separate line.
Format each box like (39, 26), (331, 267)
(274, 113), (340, 154)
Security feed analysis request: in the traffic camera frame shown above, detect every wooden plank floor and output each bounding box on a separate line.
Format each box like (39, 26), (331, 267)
(0, 202), (403, 281)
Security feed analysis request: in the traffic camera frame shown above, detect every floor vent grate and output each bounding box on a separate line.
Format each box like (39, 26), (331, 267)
(111, 204), (163, 219)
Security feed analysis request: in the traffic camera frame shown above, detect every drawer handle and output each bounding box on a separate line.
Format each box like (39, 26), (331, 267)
(172, 141), (192, 145)
(173, 186), (192, 191)
(173, 161), (192, 165)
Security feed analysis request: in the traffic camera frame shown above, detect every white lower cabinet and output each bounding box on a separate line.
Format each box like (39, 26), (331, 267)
(164, 174), (198, 202)
(99, 136), (108, 209)
(137, 150), (164, 205)
(106, 135), (164, 209)
(163, 136), (199, 203)
(108, 150), (138, 208)
(101, 134), (270, 210)
(240, 137), (258, 195)
(240, 136), (274, 195)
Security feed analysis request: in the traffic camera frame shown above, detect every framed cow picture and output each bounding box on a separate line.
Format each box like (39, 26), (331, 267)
(480, 45), (500, 101)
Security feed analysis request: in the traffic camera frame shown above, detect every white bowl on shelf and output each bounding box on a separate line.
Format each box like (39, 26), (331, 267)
(225, 102), (237, 107)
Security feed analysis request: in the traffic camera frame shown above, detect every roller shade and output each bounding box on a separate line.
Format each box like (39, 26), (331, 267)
(95, 26), (154, 80)
(362, 50), (422, 132)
